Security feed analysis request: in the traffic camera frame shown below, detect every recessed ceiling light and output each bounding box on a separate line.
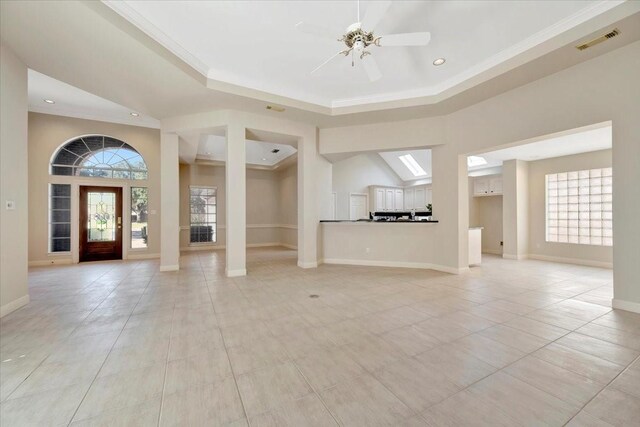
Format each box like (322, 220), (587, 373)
(43, 99), (55, 104)
(432, 58), (446, 66)
(399, 154), (427, 177)
(130, 112), (139, 117)
(467, 156), (488, 167)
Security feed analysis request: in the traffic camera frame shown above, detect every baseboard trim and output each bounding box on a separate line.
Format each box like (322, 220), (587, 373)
(28, 258), (73, 267)
(127, 252), (160, 260)
(321, 258), (466, 274)
(612, 298), (640, 314)
(159, 264), (179, 272)
(226, 268), (247, 277)
(482, 249), (503, 256)
(528, 254), (613, 269)
(502, 254), (528, 260)
(1, 294), (30, 318)
(297, 261), (318, 268)
(181, 243), (297, 252)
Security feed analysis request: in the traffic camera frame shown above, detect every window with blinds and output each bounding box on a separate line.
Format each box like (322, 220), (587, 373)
(49, 184), (72, 252)
(546, 168), (612, 246)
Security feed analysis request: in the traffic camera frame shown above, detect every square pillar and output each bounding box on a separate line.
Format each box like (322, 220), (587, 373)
(431, 144), (468, 272)
(160, 132), (180, 271)
(297, 132), (319, 268)
(225, 122), (246, 277)
(503, 159), (529, 260)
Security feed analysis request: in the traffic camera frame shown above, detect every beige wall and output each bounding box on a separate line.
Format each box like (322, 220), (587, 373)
(332, 153), (403, 220)
(1, 44), (29, 317)
(528, 149), (613, 266)
(320, 41), (640, 309)
(27, 113), (161, 263)
(179, 163), (297, 249)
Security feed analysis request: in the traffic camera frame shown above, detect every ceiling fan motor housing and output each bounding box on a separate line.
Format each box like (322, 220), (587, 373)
(342, 23), (378, 50)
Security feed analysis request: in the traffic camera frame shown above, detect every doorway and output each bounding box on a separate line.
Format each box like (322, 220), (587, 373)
(349, 193), (369, 220)
(79, 186), (123, 262)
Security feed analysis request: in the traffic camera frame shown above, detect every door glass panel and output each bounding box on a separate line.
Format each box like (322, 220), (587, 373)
(87, 192), (116, 242)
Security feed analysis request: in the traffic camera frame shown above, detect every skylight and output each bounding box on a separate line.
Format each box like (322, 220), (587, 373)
(399, 154), (427, 177)
(467, 156), (488, 167)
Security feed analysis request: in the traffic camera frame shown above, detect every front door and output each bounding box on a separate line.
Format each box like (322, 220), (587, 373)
(79, 186), (123, 262)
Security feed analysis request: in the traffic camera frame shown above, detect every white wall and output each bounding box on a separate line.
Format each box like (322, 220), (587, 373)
(528, 149), (613, 266)
(0, 44), (29, 317)
(179, 163), (297, 249)
(332, 153), (403, 219)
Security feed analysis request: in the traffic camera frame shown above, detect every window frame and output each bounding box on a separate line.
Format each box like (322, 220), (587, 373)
(189, 185), (217, 245)
(48, 183), (72, 254)
(545, 167), (612, 247)
(130, 186), (149, 250)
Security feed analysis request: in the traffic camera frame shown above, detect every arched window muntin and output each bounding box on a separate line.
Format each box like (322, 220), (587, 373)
(51, 135), (148, 180)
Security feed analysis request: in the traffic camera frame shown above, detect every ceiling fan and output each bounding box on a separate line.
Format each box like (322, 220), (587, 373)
(295, 0), (431, 82)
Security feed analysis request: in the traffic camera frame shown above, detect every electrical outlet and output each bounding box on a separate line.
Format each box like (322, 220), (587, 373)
(5, 200), (15, 210)
(365, 247), (370, 253)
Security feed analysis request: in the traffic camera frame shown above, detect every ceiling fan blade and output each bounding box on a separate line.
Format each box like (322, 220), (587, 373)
(378, 32), (431, 47)
(311, 50), (346, 74)
(362, 54), (382, 82)
(361, 0), (391, 30)
(295, 21), (336, 40)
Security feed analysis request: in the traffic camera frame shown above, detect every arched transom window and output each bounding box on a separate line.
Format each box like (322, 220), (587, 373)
(51, 135), (148, 180)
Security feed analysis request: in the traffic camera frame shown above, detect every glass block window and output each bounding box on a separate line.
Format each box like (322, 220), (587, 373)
(131, 187), (148, 249)
(49, 184), (71, 252)
(546, 168), (612, 246)
(51, 135), (147, 180)
(190, 187), (217, 244)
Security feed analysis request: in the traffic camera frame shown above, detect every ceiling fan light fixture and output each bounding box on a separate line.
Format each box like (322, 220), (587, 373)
(433, 57), (446, 66)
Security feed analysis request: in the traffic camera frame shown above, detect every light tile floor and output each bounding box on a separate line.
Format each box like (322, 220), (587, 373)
(1, 248), (640, 426)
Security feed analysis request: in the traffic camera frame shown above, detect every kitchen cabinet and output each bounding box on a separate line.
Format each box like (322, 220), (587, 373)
(404, 188), (415, 210)
(394, 189), (404, 211)
(374, 188), (386, 211)
(473, 175), (502, 196)
(414, 187), (426, 209)
(385, 189), (394, 211)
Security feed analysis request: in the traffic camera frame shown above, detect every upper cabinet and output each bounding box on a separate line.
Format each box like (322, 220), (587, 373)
(473, 175), (503, 197)
(370, 185), (431, 211)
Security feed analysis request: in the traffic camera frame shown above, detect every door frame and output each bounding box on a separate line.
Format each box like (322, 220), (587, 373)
(349, 192), (369, 220)
(79, 185), (124, 262)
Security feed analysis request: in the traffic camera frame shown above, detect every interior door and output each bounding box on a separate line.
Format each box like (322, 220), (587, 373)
(350, 194), (368, 220)
(79, 186), (123, 262)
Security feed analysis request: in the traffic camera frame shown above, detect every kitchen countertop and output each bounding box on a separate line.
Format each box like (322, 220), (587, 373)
(320, 219), (439, 223)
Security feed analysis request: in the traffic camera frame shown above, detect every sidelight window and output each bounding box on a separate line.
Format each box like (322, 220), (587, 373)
(190, 187), (217, 244)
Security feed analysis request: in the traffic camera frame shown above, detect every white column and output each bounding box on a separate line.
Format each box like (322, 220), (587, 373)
(0, 45), (29, 317)
(160, 132), (180, 271)
(297, 132), (319, 268)
(225, 122), (246, 277)
(502, 159), (529, 260)
(431, 144), (468, 273)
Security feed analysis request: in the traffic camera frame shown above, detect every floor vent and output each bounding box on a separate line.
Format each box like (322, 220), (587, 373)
(576, 29), (620, 51)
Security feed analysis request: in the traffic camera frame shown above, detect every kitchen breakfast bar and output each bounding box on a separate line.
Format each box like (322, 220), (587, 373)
(320, 220), (481, 274)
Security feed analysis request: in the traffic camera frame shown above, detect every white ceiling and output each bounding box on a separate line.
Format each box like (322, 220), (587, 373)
(381, 125), (612, 181)
(379, 149), (432, 182)
(197, 135), (297, 167)
(27, 69), (160, 129)
(105, 0), (618, 109)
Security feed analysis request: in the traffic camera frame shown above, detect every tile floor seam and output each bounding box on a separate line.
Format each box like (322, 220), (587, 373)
(2, 266), (121, 403)
(64, 262), (153, 426)
(289, 361), (342, 426)
(203, 259), (252, 427)
(561, 352), (640, 426)
(155, 303), (176, 427)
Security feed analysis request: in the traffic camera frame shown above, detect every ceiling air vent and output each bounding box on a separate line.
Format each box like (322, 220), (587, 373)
(271, 149), (280, 154)
(575, 29), (620, 51)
